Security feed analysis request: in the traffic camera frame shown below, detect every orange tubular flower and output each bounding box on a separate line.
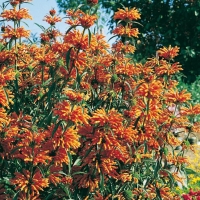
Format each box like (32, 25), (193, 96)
(53, 147), (69, 166)
(112, 25), (139, 38)
(114, 7), (141, 22)
(43, 15), (62, 26)
(112, 41), (136, 54)
(63, 89), (83, 102)
(157, 45), (180, 60)
(2, 25), (30, 39)
(0, 66), (16, 86)
(1, 8), (32, 21)
(64, 30), (89, 50)
(180, 104), (200, 116)
(90, 108), (109, 126)
(136, 80), (163, 98)
(78, 14), (97, 29)
(69, 106), (90, 125)
(9, 0), (32, 7)
(10, 169), (49, 196)
(0, 108), (9, 132)
(165, 89), (191, 103)
(0, 87), (8, 107)
(63, 127), (80, 149)
(87, 0), (98, 6)
(155, 60), (183, 75)
(48, 165), (63, 186)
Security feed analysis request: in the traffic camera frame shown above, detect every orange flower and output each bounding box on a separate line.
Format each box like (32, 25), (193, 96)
(0, 87), (9, 107)
(69, 106), (90, 125)
(53, 100), (71, 121)
(165, 89), (191, 103)
(112, 41), (136, 54)
(0, 107), (9, 131)
(63, 89), (83, 102)
(116, 62), (139, 76)
(66, 9), (84, 18)
(49, 8), (56, 16)
(87, 0), (98, 6)
(10, 169), (49, 195)
(113, 25), (139, 37)
(74, 173), (99, 192)
(9, 0), (32, 7)
(64, 30), (89, 50)
(155, 60), (183, 75)
(136, 80), (163, 98)
(114, 7), (141, 22)
(180, 104), (200, 116)
(1, 8), (32, 21)
(0, 66), (16, 86)
(90, 108), (108, 126)
(157, 45), (180, 60)
(43, 15), (62, 25)
(63, 127), (80, 149)
(78, 14), (97, 28)
(48, 165), (63, 186)
(53, 147), (69, 166)
(118, 172), (132, 182)
(2, 25), (30, 39)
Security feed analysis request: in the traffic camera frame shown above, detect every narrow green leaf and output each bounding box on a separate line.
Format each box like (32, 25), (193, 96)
(108, 35), (118, 42)
(67, 151), (72, 174)
(45, 192), (54, 200)
(65, 47), (73, 70)
(88, 28), (92, 46)
(65, 25), (80, 35)
(185, 167), (198, 175)
(100, 172), (104, 192)
(34, 23), (45, 31)
(52, 121), (62, 137)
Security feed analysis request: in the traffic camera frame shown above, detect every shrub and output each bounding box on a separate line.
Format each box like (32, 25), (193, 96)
(0, 0), (200, 199)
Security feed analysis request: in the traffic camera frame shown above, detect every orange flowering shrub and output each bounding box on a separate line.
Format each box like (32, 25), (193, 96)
(0, 0), (200, 199)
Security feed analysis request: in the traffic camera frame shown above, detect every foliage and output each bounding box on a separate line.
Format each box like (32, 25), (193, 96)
(1, 0), (200, 199)
(56, 0), (200, 82)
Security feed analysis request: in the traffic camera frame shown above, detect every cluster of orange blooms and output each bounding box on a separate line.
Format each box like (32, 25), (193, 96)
(0, 0), (200, 199)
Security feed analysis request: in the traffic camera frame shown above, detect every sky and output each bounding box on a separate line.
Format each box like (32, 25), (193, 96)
(18, 0), (68, 34)
(1, 0), (113, 42)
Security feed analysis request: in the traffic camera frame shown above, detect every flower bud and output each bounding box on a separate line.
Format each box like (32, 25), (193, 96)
(49, 9), (56, 16)
(87, 0), (98, 6)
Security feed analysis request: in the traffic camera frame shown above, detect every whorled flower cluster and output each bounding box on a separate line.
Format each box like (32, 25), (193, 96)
(0, 0), (200, 199)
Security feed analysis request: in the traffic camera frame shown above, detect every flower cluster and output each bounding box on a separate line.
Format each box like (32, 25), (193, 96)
(0, 0), (200, 199)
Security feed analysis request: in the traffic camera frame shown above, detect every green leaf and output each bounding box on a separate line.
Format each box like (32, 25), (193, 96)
(47, 82), (56, 102)
(45, 192), (54, 200)
(51, 120), (62, 137)
(34, 23), (45, 31)
(156, 187), (162, 200)
(59, 183), (72, 198)
(185, 167), (198, 175)
(65, 47), (73, 70)
(72, 171), (87, 176)
(154, 159), (161, 179)
(65, 25), (80, 35)
(123, 190), (133, 200)
(13, 190), (20, 200)
(108, 35), (118, 42)
(88, 28), (92, 46)
(161, 169), (175, 188)
(67, 151), (72, 174)
(100, 172), (104, 192)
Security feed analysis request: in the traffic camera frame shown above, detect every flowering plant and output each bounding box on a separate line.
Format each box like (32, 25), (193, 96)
(0, 0), (200, 199)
